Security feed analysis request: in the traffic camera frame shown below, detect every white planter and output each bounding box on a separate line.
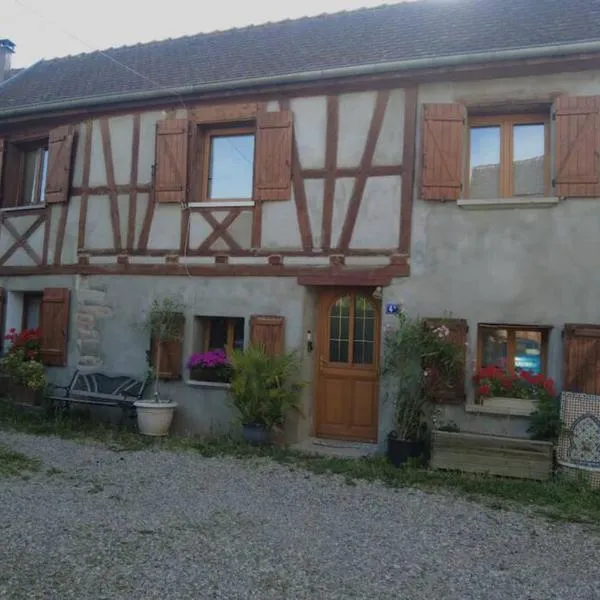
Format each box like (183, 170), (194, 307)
(134, 401), (177, 436)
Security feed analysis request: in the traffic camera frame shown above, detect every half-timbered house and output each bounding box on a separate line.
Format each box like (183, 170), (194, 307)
(2, 0), (600, 444)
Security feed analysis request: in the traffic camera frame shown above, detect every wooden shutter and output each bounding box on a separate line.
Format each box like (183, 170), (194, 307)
(154, 119), (189, 204)
(45, 125), (75, 204)
(40, 288), (70, 366)
(150, 314), (184, 380)
(421, 103), (465, 201)
(250, 315), (285, 356)
(554, 96), (600, 198)
(563, 324), (600, 394)
(254, 111), (293, 201)
(423, 318), (468, 404)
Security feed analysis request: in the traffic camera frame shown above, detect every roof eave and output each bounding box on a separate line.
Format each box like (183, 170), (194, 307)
(2, 40), (600, 119)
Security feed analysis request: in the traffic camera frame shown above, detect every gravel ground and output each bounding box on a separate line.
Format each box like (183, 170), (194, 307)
(1, 432), (600, 600)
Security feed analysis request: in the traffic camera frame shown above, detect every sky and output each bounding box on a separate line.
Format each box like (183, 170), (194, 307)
(5, 0), (402, 68)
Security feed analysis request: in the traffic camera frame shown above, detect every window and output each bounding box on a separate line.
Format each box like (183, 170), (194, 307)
(22, 292), (42, 330)
(202, 127), (255, 201)
(196, 316), (245, 353)
(1, 139), (50, 208)
(468, 114), (548, 199)
(477, 324), (550, 376)
(20, 143), (49, 206)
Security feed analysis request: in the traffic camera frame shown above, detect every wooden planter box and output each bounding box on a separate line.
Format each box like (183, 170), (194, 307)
(431, 430), (553, 481)
(0, 377), (43, 407)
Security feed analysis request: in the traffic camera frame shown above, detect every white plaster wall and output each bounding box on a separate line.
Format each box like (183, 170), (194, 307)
(108, 115), (134, 186)
(337, 91), (377, 168)
(290, 96), (326, 169)
(330, 177), (354, 248)
(261, 192), (303, 249)
(133, 194), (149, 250)
(148, 205), (181, 249)
(304, 179), (325, 248)
(84, 196), (113, 250)
(88, 121), (106, 187)
(373, 89), (405, 166)
(350, 176), (401, 249)
(228, 211), (252, 248)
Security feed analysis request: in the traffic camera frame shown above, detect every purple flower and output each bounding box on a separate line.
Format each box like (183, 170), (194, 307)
(187, 349), (230, 369)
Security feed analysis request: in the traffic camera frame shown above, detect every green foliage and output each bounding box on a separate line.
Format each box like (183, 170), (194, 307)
(141, 296), (186, 342)
(383, 312), (463, 440)
(528, 393), (562, 442)
(1, 350), (46, 390)
(228, 345), (305, 430)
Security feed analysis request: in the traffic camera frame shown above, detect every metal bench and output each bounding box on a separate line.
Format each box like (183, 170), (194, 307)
(48, 370), (149, 425)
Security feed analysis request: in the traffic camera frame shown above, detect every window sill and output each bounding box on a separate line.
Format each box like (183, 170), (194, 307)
(457, 197), (559, 211)
(185, 379), (231, 390)
(187, 200), (255, 209)
(465, 397), (536, 417)
(0, 204), (46, 213)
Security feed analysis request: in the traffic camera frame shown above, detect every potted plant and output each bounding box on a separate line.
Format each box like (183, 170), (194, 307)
(228, 345), (304, 445)
(383, 313), (462, 467)
(1, 328), (46, 406)
(135, 297), (185, 436)
(187, 349), (233, 383)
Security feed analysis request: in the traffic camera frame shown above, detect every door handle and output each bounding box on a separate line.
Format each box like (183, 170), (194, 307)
(319, 355), (326, 370)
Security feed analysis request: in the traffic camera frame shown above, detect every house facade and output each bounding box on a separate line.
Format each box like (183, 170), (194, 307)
(2, 0), (600, 445)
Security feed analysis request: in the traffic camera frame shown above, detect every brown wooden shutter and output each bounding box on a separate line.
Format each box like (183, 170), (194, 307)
(563, 324), (600, 394)
(40, 288), (70, 366)
(154, 119), (190, 204)
(421, 103), (465, 201)
(150, 314), (184, 380)
(554, 96), (600, 198)
(423, 318), (468, 404)
(45, 125), (75, 204)
(250, 315), (285, 356)
(254, 111), (293, 201)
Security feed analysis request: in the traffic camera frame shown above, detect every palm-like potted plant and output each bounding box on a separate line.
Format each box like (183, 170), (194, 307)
(383, 312), (462, 467)
(228, 345), (304, 445)
(135, 297), (185, 436)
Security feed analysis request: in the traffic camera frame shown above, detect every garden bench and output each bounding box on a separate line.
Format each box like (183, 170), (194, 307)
(48, 370), (149, 426)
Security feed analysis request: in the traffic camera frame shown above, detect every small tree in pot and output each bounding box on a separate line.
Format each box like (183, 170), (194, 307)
(383, 311), (462, 467)
(228, 345), (305, 445)
(136, 296), (185, 436)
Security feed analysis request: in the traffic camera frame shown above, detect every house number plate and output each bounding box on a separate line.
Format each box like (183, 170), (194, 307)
(385, 304), (400, 314)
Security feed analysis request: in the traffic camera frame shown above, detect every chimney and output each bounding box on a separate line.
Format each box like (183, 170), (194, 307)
(0, 39), (16, 82)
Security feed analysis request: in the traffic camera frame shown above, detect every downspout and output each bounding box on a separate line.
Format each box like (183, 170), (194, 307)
(2, 40), (600, 118)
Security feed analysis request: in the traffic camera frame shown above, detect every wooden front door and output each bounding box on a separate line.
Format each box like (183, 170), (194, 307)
(315, 290), (380, 442)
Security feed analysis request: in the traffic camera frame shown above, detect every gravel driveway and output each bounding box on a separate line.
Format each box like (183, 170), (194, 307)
(1, 431), (599, 600)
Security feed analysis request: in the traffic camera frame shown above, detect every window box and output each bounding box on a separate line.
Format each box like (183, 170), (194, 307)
(466, 396), (537, 417)
(189, 364), (233, 384)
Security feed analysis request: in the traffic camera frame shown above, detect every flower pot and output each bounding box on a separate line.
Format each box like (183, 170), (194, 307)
(134, 401), (177, 436)
(242, 423), (271, 445)
(189, 365), (232, 383)
(386, 433), (428, 467)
